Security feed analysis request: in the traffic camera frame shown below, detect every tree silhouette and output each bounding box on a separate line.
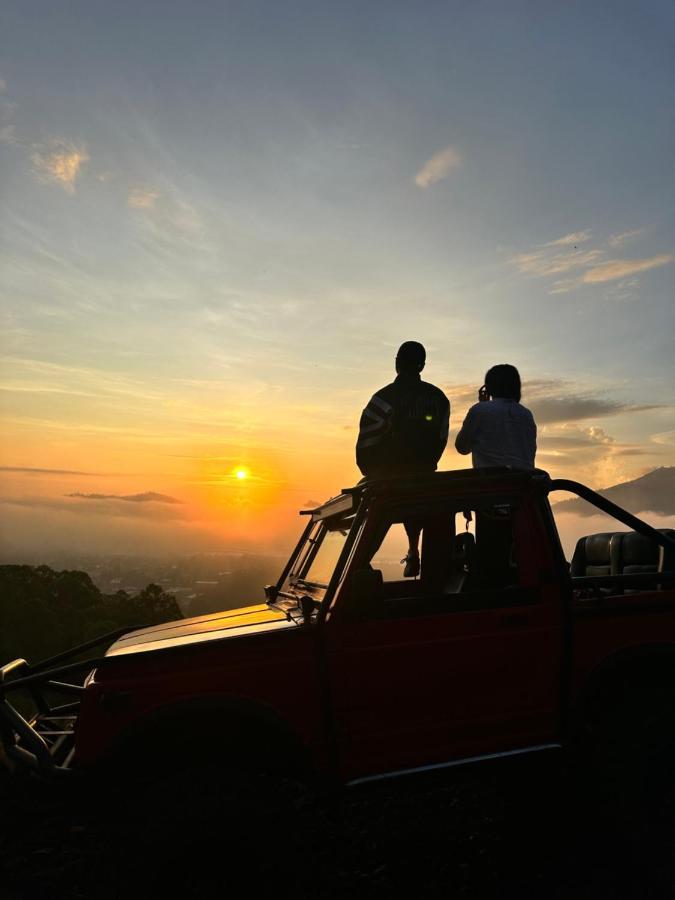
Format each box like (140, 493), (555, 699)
(0, 565), (181, 665)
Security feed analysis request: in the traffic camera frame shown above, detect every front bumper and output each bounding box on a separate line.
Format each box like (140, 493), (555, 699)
(0, 627), (142, 776)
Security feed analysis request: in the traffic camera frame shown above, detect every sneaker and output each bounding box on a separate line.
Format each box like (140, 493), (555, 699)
(400, 551), (420, 578)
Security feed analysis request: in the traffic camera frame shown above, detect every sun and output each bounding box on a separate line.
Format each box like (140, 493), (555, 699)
(233, 467), (249, 481)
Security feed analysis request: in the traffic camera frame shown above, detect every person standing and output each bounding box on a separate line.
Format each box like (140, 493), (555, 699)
(454, 364), (536, 469)
(455, 364), (536, 583)
(356, 341), (450, 576)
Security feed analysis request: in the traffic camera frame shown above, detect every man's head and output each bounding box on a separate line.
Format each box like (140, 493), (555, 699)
(396, 341), (426, 374)
(484, 364), (521, 402)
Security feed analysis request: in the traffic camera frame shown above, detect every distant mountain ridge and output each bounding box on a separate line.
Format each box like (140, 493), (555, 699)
(554, 467), (675, 517)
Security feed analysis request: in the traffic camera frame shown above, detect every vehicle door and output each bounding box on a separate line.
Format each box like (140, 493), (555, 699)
(324, 494), (564, 782)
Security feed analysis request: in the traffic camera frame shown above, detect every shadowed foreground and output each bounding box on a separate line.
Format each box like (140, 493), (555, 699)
(2, 758), (675, 899)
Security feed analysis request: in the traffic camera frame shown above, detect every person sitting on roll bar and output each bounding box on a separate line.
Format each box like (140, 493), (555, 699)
(356, 341), (450, 577)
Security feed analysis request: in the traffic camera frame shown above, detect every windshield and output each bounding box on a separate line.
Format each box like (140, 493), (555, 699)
(300, 528), (349, 587)
(286, 521), (351, 600)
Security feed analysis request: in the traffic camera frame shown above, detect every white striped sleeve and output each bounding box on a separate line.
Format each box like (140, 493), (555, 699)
(356, 394), (393, 449)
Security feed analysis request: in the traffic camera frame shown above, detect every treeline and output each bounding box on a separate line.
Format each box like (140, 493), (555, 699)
(0, 564), (182, 665)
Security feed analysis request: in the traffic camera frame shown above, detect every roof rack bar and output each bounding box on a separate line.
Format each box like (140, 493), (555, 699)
(300, 468), (548, 517)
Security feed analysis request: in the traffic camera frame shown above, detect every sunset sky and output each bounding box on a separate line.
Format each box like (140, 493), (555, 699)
(1, 1), (674, 556)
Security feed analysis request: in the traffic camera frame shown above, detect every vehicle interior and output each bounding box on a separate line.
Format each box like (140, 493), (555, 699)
(547, 481), (675, 598)
(348, 498), (541, 618)
(287, 478), (675, 618)
(570, 530), (675, 578)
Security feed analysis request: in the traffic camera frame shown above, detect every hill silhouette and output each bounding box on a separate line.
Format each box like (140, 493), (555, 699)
(554, 467), (675, 517)
(0, 565), (181, 666)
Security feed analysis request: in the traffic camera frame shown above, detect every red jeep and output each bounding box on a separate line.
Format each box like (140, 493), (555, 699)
(2, 468), (675, 797)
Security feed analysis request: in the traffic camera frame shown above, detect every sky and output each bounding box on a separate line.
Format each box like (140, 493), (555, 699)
(1, 0), (674, 557)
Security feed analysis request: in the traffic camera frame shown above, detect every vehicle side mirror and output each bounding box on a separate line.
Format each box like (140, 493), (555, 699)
(344, 567), (384, 620)
(264, 584), (278, 601)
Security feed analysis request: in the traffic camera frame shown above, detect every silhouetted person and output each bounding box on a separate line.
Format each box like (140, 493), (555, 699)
(455, 365), (536, 582)
(356, 341), (450, 576)
(455, 364), (536, 469)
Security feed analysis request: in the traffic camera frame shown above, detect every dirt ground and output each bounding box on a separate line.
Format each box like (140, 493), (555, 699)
(2, 756), (675, 899)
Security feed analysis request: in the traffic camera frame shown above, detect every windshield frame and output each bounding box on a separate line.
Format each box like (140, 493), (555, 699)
(287, 516), (354, 602)
(269, 502), (364, 616)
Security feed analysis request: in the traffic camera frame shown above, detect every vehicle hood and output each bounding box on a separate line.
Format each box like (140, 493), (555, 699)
(105, 604), (294, 657)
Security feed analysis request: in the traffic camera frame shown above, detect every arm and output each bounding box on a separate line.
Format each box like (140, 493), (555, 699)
(454, 405), (478, 456)
(436, 396), (450, 462)
(355, 393), (393, 475)
(531, 415), (538, 463)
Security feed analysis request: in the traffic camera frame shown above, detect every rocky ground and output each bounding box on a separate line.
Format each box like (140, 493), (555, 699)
(2, 756), (675, 899)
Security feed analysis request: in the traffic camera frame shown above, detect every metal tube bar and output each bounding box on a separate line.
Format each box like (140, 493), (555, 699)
(548, 479), (675, 553)
(31, 625), (148, 672)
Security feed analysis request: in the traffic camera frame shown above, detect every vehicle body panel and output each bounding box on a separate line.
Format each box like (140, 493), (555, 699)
(324, 495), (566, 780)
(74, 624), (329, 772)
(105, 604), (291, 656)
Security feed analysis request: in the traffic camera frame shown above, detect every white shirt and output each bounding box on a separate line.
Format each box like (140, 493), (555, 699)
(455, 398), (537, 469)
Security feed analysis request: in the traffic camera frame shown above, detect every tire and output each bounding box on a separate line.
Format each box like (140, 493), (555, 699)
(574, 675), (675, 832)
(101, 761), (316, 892)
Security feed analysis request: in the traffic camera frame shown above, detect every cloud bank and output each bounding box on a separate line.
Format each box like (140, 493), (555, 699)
(67, 491), (181, 504)
(0, 466), (101, 476)
(446, 378), (662, 426)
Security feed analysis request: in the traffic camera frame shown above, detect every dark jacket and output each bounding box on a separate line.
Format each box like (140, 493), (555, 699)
(356, 373), (450, 477)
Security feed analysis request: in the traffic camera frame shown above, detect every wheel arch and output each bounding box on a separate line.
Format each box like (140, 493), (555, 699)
(570, 641), (675, 737)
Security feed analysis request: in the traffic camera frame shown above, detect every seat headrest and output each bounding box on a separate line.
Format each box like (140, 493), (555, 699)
(583, 533), (616, 565)
(621, 532), (659, 566)
(571, 531), (623, 577)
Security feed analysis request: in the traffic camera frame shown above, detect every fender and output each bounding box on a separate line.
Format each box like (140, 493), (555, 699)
(95, 694), (316, 780)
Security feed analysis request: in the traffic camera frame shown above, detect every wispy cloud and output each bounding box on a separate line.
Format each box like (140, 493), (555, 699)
(31, 137), (89, 193)
(0, 466), (102, 476)
(511, 228), (671, 294)
(522, 381), (661, 426)
(530, 394), (647, 425)
(582, 254), (673, 284)
(512, 248), (602, 277)
(414, 144), (462, 188)
(67, 491), (181, 504)
(128, 186), (161, 209)
(548, 278), (579, 295)
(538, 424), (614, 450)
(0, 83), (16, 145)
(0, 121), (16, 145)
(608, 228), (643, 248)
(651, 430), (675, 447)
(544, 230), (592, 247)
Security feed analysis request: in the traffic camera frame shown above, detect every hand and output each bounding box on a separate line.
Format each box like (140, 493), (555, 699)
(478, 385), (489, 402)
